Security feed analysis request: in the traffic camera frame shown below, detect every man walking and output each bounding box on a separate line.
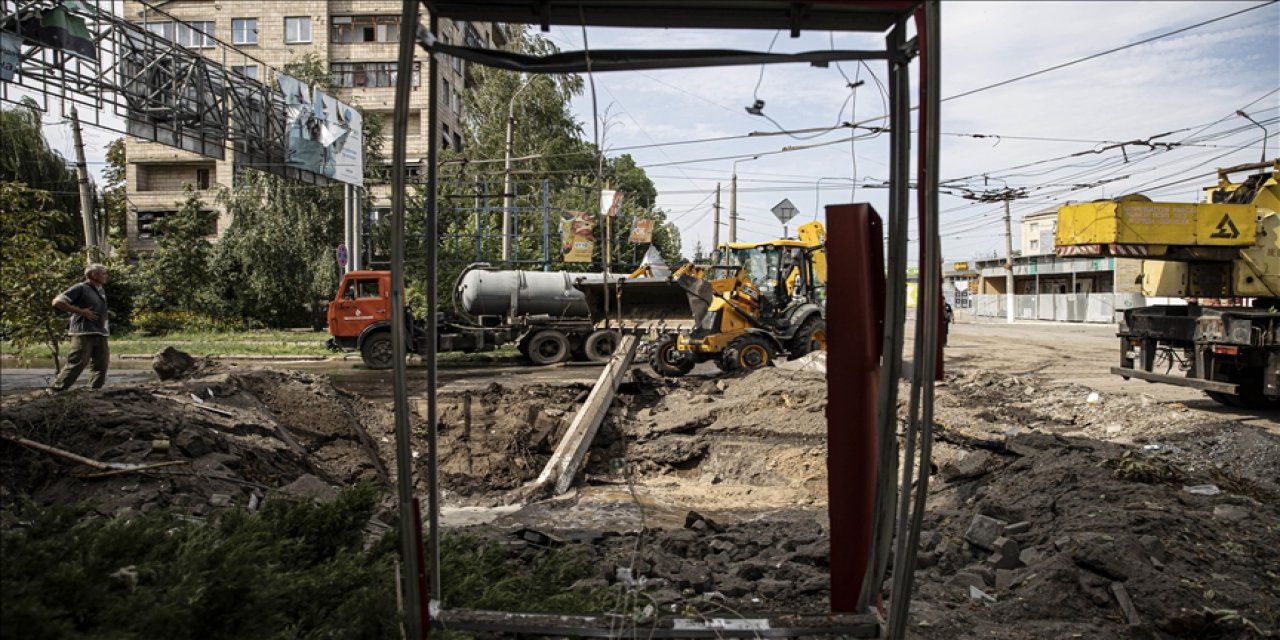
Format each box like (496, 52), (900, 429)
(50, 263), (110, 392)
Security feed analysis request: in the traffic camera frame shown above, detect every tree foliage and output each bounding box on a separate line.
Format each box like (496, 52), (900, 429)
(212, 171), (342, 328)
(0, 183), (81, 368)
(0, 100), (83, 253)
(101, 138), (129, 253)
(135, 188), (217, 314)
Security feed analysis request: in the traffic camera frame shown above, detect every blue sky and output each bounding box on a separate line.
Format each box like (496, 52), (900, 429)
(547, 1), (1279, 263)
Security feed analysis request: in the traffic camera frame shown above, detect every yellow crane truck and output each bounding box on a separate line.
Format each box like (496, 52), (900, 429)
(1054, 160), (1279, 409)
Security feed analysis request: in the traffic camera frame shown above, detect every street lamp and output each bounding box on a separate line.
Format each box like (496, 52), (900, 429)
(1236, 109), (1269, 165)
(729, 156), (759, 243)
(502, 75), (534, 262)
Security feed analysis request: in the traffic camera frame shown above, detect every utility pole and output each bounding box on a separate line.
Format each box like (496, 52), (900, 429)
(729, 171), (738, 243)
(501, 113), (516, 262)
(712, 183), (721, 250)
(1002, 198), (1015, 324)
(70, 107), (99, 263)
(502, 77), (533, 262)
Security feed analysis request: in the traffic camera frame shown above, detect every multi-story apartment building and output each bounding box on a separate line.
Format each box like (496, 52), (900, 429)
(121, 0), (502, 252)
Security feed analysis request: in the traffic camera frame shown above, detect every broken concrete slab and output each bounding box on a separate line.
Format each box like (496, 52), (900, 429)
(964, 514), (1009, 551)
(987, 536), (1023, 570)
(940, 449), (995, 481)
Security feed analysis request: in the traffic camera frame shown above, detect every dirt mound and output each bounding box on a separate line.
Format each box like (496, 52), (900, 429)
(0, 366), (395, 518)
(2, 357), (1277, 637)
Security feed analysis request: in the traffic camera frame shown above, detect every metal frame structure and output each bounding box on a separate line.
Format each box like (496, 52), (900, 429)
(394, 1), (940, 638)
(1, 0), (333, 185)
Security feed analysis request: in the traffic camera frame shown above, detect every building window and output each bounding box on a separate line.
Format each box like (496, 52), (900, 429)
(452, 131), (462, 152)
(232, 18), (258, 45)
(231, 64), (258, 81)
(195, 169), (210, 190)
(176, 21), (215, 48)
(451, 91), (461, 114)
(139, 210), (216, 238)
(284, 16), (311, 44)
(144, 21), (174, 41)
(442, 78), (450, 100)
(331, 15), (400, 43)
(330, 62), (419, 88)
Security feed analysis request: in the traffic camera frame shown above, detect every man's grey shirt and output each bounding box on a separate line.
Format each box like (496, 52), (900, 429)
(56, 282), (109, 336)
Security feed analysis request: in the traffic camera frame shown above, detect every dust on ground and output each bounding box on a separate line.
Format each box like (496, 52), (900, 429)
(1, 338), (1278, 638)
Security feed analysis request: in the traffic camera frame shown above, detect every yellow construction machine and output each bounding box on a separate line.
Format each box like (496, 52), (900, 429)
(1054, 160), (1279, 408)
(577, 222), (827, 376)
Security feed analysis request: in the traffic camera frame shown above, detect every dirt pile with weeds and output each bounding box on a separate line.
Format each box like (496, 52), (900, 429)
(2, 360), (1278, 637)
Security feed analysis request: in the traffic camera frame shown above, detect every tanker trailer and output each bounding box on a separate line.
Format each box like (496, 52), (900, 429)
(453, 265), (616, 364)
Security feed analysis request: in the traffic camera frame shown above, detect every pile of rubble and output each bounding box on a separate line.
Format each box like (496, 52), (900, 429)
(1, 354), (1277, 637)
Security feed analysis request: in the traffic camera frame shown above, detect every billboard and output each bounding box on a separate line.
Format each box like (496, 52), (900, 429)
(278, 74), (363, 186)
(560, 210), (595, 263)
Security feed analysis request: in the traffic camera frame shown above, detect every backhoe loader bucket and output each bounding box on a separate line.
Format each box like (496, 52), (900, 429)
(574, 276), (698, 327)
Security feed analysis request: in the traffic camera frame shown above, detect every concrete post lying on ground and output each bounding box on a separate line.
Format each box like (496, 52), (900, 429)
(535, 334), (638, 495)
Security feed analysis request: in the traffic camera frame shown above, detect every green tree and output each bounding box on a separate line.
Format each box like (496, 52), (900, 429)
(212, 171), (342, 328)
(0, 100), (84, 254)
(0, 183), (82, 368)
(101, 138), (129, 254)
(136, 188), (217, 313)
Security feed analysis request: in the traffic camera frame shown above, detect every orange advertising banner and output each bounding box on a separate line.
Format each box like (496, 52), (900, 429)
(628, 218), (655, 243)
(560, 210), (595, 262)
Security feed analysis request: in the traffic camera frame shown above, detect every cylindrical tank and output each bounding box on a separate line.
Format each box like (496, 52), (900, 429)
(455, 267), (606, 319)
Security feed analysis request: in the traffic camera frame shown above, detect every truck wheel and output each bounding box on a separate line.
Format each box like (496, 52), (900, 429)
(526, 330), (570, 365)
(584, 330), (621, 363)
(722, 335), (774, 372)
(650, 336), (694, 377)
(360, 333), (395, 370)
(1207, 366), (1279, 410)
(788, 317), (827, 358)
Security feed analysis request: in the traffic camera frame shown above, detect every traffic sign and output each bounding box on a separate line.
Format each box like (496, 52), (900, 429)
(336, 243), (348, 266)
(771, 198), (799, 224)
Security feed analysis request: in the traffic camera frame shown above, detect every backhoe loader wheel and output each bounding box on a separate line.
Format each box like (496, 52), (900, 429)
(526, 330), (570, 366)
(788, 317), (827, 358)
(650, 336), (694, 377)
(584, 330), (621, 363)
(722, 335), (774, 372)
(360, 333), (396, 370)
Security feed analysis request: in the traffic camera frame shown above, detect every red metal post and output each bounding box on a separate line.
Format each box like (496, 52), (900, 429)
(826, 204), (885, 611)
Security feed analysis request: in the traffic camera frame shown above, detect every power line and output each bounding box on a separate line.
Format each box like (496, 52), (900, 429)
(942, 1), (1277, 102)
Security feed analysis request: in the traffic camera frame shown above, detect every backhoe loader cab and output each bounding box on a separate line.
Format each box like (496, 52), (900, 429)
(649, 221), (828, 377)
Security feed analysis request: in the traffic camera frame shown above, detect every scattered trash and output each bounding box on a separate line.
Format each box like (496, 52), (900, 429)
(1143, 444), (1161, 451)
(1182, 484), (1221, 496)
(969, 585), (996, 603)
(1086, 391), (1101, 404)
(190, 393), (205, 404)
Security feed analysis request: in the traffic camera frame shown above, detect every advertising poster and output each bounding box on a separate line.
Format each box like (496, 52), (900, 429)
(560, 210), (595, 263)
(600, 189), (623, 217)
(278, 74), (364, 186)
(628, 218), (654, 243)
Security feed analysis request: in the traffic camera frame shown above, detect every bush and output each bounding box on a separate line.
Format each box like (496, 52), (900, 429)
(1, 486), (614, 639)
(130, 310), (261, 336)
(1, 485), (399, 639)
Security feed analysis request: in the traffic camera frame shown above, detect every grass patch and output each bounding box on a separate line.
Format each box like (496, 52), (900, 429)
(2, 329), (334, 359)
(1, 485), (611, 638)
(2, 332), (525, 363)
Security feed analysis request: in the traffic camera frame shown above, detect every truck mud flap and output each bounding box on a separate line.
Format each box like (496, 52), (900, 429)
(1111, 366), (1239, 394)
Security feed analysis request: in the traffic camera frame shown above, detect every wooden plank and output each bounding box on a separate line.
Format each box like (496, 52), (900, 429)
(533, 335), (638, 495)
